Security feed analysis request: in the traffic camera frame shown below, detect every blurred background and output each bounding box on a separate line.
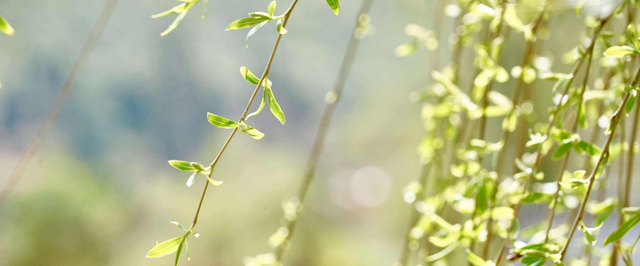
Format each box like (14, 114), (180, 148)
(0, 0), (637, 265)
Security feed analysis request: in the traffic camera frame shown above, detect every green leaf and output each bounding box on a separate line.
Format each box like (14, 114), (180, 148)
(246, 126), (264, 139)
(151, 3), (186, 19)
(146, 237), (184, 258)
(239, 122), (265, 140)
(185, 237), (190, 261)
(267, 87), (286, 125)
(190, 162), (205, 171)
(170, 221), (188, 232)
(0, 15), (15, 36)
(240, 66), (261, 84)
(466, 249), (487, 266)
(488, 91), (513, 110)
(502, 112), (517, 132)
(521, 192), (552, 203)
(492, 207), (515, 220)
(426, 243), (459, 262)
(604, 212), (640, 245)
(395, 42), (418, 57)
(207, 113), (240, 128)
(267, 1), (276, 17)
(623, 207), (640, 216)
(589, 198), (616, 226)
(628, 24), (637, 50)
(553, 141), (573, 160)
(168, 160), (196, 171)
(474, 183), (488, 214)
(577, 141), (601, 156)
(248, 12), (271, 19)
(247, 87), (268, 119)
(186, 171), (197, 187)
(207, 177), (224, 186)
(579, 221), (597, 246)
(246, 20), (268, 47)
(604, 46), (637, 58)
(174, 237), (185, 266)
(325, 0), (340, 15)
(276, 19), (288, 34)
(226, 16), (270, 31)
(626, 89), (638, 113)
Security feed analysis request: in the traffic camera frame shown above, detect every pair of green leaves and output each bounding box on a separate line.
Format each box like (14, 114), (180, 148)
(226, 1), (288, 47)
(152, 0), (205, 36)
(241, 67), (286, 125)
(146, 221), (195, 266)
(552, 136), (601, 160)
(206, 66), (288, 140)
(207, 113), (265, 139)
(168, 160), (223, 187)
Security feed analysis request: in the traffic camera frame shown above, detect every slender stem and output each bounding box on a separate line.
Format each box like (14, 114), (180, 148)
(272, 0), (375, 261)
(191, 0), (300, 228)
(511, 20), (548, 174)
(477, 1), (508, 144)
(0, 0), (120, 207)
(398, 164), (432, 266)
(482, 8), (546, 259)
(611, 10), (636, 265)
(494, 18), (608, 265)
(560, 65), (640, 262)
(543, 32), (596, 242)
(430, 0), (446, 73)
(397, 0), (455, 263)
(609, 114), (623, 266)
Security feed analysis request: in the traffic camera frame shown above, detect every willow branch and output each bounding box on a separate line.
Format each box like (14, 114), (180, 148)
(482, 8), (546, 259)
(543, 33), (596, 242)
(0, 0), (120, 207)
(560, 64), (640, 262)
(191, 0), (300, 228)
(271, 0), (375, 261)
(493, 17), (608, 265)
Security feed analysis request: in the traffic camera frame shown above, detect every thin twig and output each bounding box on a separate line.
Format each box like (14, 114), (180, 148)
(560, 64), (640, 262)
(272, 0), (375, 261)
(191, 0), (300, 228)
(482, 8), (546, 259)
(0, 0), (120, 207)
(493, 17), (609, 265)
(543, 28), (597, 242)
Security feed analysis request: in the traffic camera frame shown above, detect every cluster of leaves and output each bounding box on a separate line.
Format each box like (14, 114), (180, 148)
(395, 0), (640, 265)
(152, 0), (340, 37)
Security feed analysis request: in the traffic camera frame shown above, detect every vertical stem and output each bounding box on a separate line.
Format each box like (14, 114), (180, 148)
(191, 0), (301, 228)
(482, 8), (546, 259)
(0, 0), (120, 206)
(273, 0), (375, 261)
(543, 32), (597, 242)
(398, 164), (432, 266)
(560, 65), (640, 262)
(494, 18), (608, 265)
(397, 0), (459, 264)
